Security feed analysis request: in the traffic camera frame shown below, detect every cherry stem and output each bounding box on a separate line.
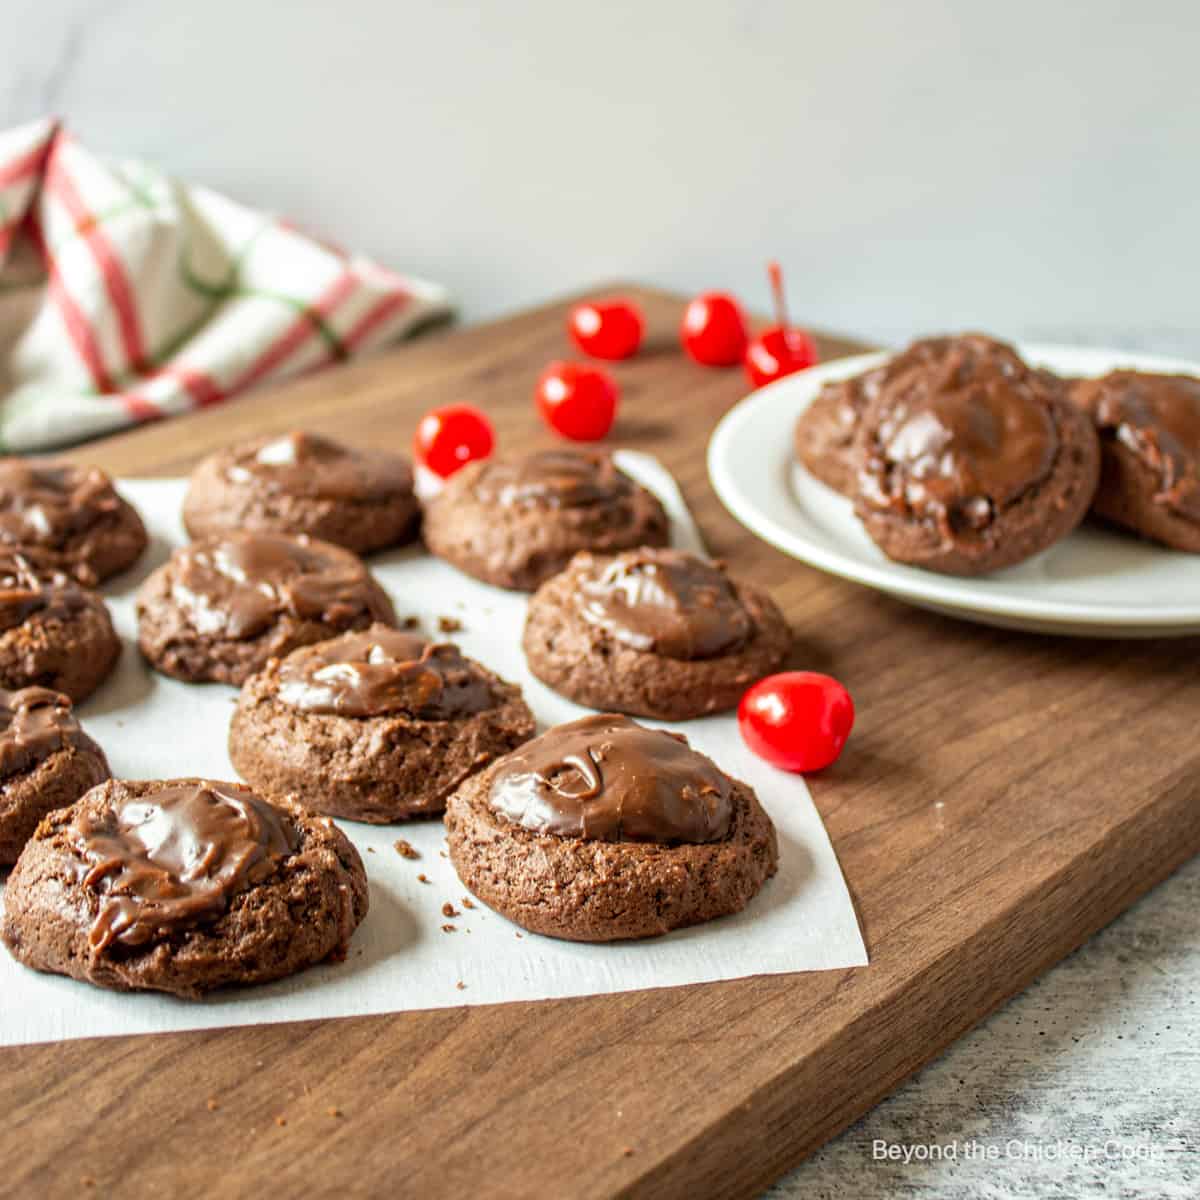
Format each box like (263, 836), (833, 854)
(768, 260), (790, 331)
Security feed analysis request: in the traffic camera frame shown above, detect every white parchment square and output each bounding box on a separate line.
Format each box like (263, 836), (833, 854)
(0, 457), (867, 1047)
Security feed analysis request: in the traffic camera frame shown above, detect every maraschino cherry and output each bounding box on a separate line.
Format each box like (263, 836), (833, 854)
(681, 292), (749, 367)
(568, 299), (643, 360)
(744, 261), (818, 388)
(738, 671), (854, 773)
(536, 361), (619, 441)
(413, 404), (495, 478)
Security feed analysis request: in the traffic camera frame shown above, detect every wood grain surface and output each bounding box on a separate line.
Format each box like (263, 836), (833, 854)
(4, 286), (1198, 1200)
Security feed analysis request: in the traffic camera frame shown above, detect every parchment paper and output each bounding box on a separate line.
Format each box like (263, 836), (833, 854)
(0, 454), (866, 1046)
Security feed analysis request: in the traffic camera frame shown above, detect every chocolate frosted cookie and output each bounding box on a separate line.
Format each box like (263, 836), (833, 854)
(183, 431), (421, 555)
(794, 365), (889, 495)
(0, 550), (121, 702)
(445, 714), (778, 941)
(794, 340), (985, 496)
(0, 459), (147, 586)
(230, 625), (535, 822)
(137, 532), (396, 685)
(853, 335), (1100, 575)
(422, 449), (670, 591)
(0, 687), (110, 865)
(523, 548), (789, 720)
(1, 778), (368, 997)
(1070, 371), (1200, 552)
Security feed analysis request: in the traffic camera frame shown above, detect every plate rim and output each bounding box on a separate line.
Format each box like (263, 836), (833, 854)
(706, 343), (1200, 631)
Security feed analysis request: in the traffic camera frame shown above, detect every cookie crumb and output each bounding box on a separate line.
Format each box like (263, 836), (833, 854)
(456, 981), (466, 990)
(417, 873), (430, 884)
(366, 846), (376, 854)
(441, 903), (460, 918)
(206, 1098), (220, 1112)
(327, 1107), (343, 1119)
(275, 1116), (287, 1128)
(441, 923), (457, 933)
(515, 931), (523, 939)
(401, 615), (420, 630)
(439, 850), (448, 858)
(461, 897), (475, 909)
(394, 839), (420, 860)
(437, 615), (463, 633)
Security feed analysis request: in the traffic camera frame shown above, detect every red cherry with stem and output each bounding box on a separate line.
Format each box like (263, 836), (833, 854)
(413, 404), (495, 478)
(744, 261), (818, 387)
(681, 292), (749, 366)
(568, 299), (644, 360)
(535, 361), (619, 441)
(738, 671), (855, 773)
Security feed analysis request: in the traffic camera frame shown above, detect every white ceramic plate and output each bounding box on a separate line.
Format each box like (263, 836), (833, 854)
(707, 344), (1200, 637)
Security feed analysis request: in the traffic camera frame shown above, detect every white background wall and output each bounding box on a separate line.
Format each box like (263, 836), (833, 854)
(2, 0), (1197, 350)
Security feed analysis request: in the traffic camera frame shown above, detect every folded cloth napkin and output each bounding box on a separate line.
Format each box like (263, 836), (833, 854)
(0, 118), (451, 452)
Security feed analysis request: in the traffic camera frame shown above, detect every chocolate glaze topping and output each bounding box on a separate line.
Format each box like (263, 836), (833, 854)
(225, 432), (413, 502)
(575, 549), (753, 660)
(0, 686), (102, 778)
(0, 549), (88, 632)
(488, 714), (733, 843)
(815, 361), (890, 433)
(276, 627), (494, 719)
(69, 782), (299, 953)
(0, 460), (122, 550)
(471, 450), (635, 510)
(169, 533), (393, 640)
(858, 336), (1058, 540)
(1080, 371), (1200, 521)
(811, 339), (962, 444)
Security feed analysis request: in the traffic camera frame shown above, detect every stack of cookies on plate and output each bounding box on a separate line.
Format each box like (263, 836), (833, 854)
(794, 333), (1200, 574)
(1, 433), (792, 999)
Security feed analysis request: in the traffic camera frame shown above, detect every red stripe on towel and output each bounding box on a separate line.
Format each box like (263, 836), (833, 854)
(45, 143), (150, 375)
(344, 290), (411, 351)
(24, 212), (116, 396)
(226, 270), (357, 394)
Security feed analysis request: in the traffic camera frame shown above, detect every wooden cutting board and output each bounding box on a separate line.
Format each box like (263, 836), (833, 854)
(4, 286), (1198, 1199)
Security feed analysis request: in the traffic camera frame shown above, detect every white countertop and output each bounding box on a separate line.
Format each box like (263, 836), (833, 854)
(768, 810), (1200, 1198)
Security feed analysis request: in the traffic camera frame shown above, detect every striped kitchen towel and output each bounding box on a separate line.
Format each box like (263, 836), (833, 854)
(0, 117), (451, 451)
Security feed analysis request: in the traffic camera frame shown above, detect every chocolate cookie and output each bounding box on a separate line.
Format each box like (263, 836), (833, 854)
(0, 459), (147, 585)
(853, 335), (1100, 575)
(792, 341), (973, 496)
(183, 431), (421, 555)
(422, 449), (670, 591)
(1070, 371), (1200, 552)
(0, 687), (110, 865)
(794, 367), (886, 495)
(230, 625), (536, 822)
(523, 548), (790, 720)
(0, 550), (122, 702)
(445, 714), (778, 941)
(1, 778), (368, 997)
(136, 532), (396, 685)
